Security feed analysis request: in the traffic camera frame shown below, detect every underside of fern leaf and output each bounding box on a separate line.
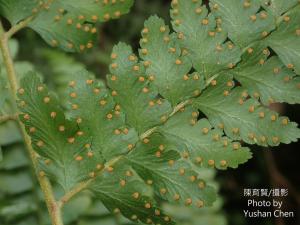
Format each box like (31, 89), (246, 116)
(15, 0), (300, 224)
(0, 0), (134, 52)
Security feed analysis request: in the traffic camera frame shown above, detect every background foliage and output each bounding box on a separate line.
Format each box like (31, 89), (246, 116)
(0, 1), (299, 225)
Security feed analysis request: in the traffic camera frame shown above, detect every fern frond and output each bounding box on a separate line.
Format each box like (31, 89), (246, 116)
(194, 76), (300, 146)
(0, 0), (134, 52)
(18, 73), (103, 191)
(107, 43), (172, 133)
(158, 107), (252, 169)
(266, 5), (300, 74)
(15, 1), (300, 224)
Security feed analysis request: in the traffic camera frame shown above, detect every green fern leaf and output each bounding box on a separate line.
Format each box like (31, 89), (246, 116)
(90, 160), (175, 225)
(18, 73), (179, 224)
(0, 0), (36, 25)
(157, 107), (252, 169)
(194, 76), (300, 147)
(126, 134), (217, 207)
(18, 72), (103, 191)
(14, 1), (300, 224)
(266, 5), (300, 74)
(0, 0), (134, 52)
(261, 0), (299, 17)
(107, 43), (172, 133)
(210, 0), (275, 48)
(170, 0), (241, 78)
(139, 16), (205, 105)
(66, 70), (138, 161)
(232, 44), (300, 104)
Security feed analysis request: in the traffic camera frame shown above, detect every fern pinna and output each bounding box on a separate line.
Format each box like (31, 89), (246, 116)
(2, 0), (300, 225)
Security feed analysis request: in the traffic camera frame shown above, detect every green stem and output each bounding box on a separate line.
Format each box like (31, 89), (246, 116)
(50, 203), (64, 225)
(139, 99), (191, 140)
(59, 155), (123, 206)
(6, 16), (34, 39)
(0, 21), (63, 225)
(59, 180), (93, 206)
(0, 114), (17, 123)
(139, 72), (222, 140)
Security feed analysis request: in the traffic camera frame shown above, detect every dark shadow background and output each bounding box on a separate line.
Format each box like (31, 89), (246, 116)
(4, 0), (300, 225)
